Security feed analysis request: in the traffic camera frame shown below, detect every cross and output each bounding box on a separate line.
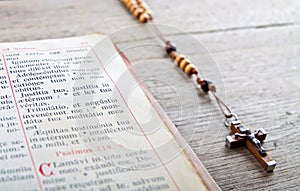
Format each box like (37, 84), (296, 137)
(226, 119), (276, 172)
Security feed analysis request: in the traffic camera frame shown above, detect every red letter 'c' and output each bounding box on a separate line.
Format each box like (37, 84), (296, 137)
(39, 163), (54, 177)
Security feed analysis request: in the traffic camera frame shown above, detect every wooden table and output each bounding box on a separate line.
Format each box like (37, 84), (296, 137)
(1, 0), (299, 190)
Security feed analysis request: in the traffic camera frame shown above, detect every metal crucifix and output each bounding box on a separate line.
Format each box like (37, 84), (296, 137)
(225, 114), (276, 172)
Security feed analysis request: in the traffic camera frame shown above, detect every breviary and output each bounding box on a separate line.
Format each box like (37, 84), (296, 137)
(0, 34), (220, 191)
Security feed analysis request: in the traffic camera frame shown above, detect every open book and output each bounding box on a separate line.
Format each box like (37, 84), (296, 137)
(0, 34), (220, 191)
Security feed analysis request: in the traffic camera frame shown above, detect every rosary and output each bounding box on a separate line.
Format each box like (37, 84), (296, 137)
(120, 0), (276, 172)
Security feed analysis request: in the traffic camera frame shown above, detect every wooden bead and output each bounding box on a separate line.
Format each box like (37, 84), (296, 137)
(121, 0), (130, 5)
(196, 77), (202, 84)
(136, 0), (144, 6)
(192, 69), (198, 75)
(139, 12), (150, 23)
(129, 5), (138, 13)
(133, 8), (143, 18)
(127, 2), (136, 9)
(126, 2), (135, 9)
(169, 51), (177, 60)
(199, 80), (215, 92)
(139, 2), (149, 10)
(145, 9), (153, 16)
(184, 64), (197, 76)
(174, 54), (185, 66)
(166, 41), (176, 55)
(145, 10), (153, 19)
(179, 59), (191, 71)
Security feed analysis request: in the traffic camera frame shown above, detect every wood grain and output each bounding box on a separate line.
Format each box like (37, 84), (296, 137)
(1, 0), (299, 190)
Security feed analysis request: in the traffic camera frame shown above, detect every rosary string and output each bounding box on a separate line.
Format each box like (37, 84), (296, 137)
(148, 20), (168, 43)
(211, 92), (233, 118)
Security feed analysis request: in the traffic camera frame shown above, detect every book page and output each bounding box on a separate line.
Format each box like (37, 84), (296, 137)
(0, 34), (218, 191)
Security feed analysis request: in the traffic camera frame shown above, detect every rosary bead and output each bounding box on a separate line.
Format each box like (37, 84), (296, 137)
(165, 41), (177, 55)
(192, 69), (198, 75)
(121, 0), (129, 4)
(126, 2), (135, 9)
(139, 2), (149, 10)
(175, 54), (185, 66)
(199, 80), (215, 93)
(146, 10), (153, 19)
(133, 8), (143, 18)
(170, 51), (176, 60)
(129, 4), (138, 13)
(139, 12), (151, 23)
(200, 80), (210, 93)
(184, 63), (196, 76)
(145, 9), (153, 16)
(128, 4), (134, 12)
(179, 59), (190, 71)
